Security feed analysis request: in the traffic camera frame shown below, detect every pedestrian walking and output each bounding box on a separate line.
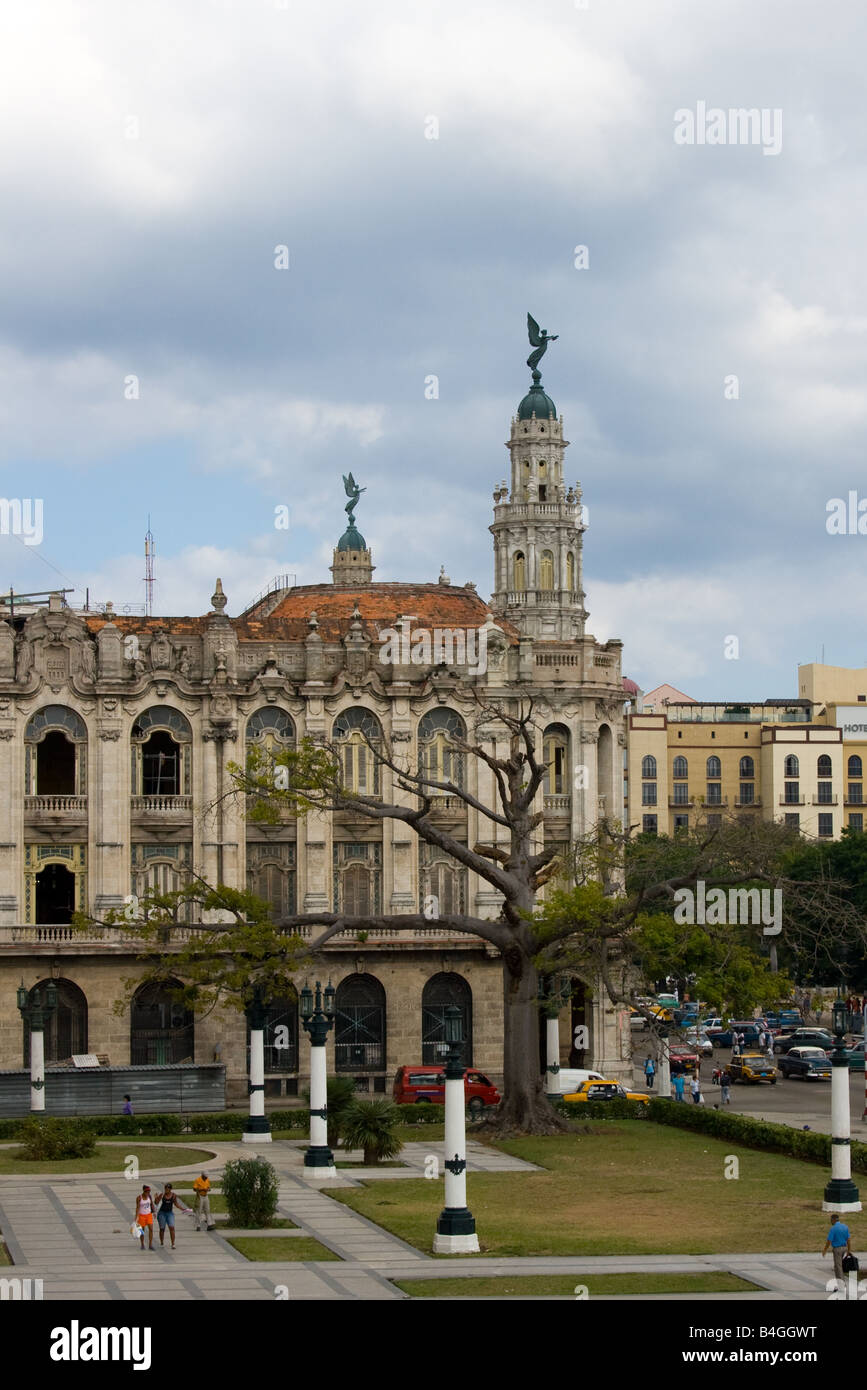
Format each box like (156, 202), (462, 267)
(644, 1055), (656, 1090)
(135, 1185), (154, 1250)
(673, 1072), (686, 1101)
(122, 1094), (134, 1116)
(154, 1182), (191, 1250)
(690, 1073), (701, 1104)
(731, 1033), (740, 1057)
(193, 1171), (216, 1232)
(720, 1067), (732, 1105)
(823, 1214), (852, 1283)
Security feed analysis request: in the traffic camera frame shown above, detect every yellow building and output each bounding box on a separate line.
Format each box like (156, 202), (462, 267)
(626, 673), (866, 839)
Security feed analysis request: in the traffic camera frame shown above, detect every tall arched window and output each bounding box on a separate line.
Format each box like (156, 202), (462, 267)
(246, 708), (295, 759)
(817, 754), (832, 777)
(539, 550), (554, 591)
(706, 756), (721, 778)
(565, 552), (575, 592)
(23, 979), (87, 1065)
(418, 708), (466, 789)
(130, 980), (194, 1064)
(784, 754), (800, 778)
(422, 973), (473, 1065)
(740, 756), (755, 778)
(333, 708), (382, 795)
(420, 843), (467, 916)
(849, 755), (863, 777)
(132, 707), (192, 797)
(25, 705), (87, 797)
(672, 756), (688, 779)
(641, 755), (657, 779)
(512, 552), (526, 590)
(335, 974), (386, 1072)
(543, 724), (570, 795)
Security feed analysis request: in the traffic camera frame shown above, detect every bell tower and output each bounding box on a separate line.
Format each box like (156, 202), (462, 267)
(490, 324), (587, 640)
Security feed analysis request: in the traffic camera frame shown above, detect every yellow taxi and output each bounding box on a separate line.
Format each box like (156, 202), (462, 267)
(562, 1079), (650, 1106)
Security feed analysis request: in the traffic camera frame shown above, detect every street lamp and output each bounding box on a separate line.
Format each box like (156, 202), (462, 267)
(300, 980), (337, 1179)
(17, 979), (60, 1112)
(242, 983), (272, 1144)
(823, 996), (861, 1214)
(433, 1004), (480, 1254)
(539, 975), (571, 1101)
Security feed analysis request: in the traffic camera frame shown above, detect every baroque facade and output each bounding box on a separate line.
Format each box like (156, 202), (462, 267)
(0, 368), (632, 1098)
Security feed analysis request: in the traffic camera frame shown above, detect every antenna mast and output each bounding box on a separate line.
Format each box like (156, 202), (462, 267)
(144, 517), (155, 617)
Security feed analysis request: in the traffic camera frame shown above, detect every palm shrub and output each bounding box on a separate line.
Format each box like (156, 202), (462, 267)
(221, 1155), (280, 1227)
(339, 1099), (404, 1166)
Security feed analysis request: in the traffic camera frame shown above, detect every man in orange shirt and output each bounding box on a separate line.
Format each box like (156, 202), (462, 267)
(193, 1171), (216, 1232)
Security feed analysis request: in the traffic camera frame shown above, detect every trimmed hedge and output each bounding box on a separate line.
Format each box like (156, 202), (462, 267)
(0, 1103), (446, 1142)
(648, 1097), (867, 1172)
(556, 1098), (650, 1121)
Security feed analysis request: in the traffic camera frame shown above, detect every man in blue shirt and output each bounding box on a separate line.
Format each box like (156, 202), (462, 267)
(822, 1214), (852, 1282)
(672, 1072), (685, 1101)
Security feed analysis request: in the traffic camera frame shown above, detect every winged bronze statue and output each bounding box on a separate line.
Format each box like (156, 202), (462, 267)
(342, 472), (366, 526)
(526, 313), (559, 378)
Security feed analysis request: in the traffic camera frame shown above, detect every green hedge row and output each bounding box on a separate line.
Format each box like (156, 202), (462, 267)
(556, 1098), (650, 1121)
(647, 1097), (867, 1172)
(0, 1102), (446, 1141)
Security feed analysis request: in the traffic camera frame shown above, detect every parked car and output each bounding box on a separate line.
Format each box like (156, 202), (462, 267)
(392, 1066), (501, 1116)
(831, 1039), (866, 1070)
(774, 1028), (835, 1056)
(711, 1022), (762, 1049)
(682, 1028), (713, 1056)
(562, 1079), (650, 1106)
(701, 1017), (725, 1038)
(729, 1051), (777, 1084)
(674, 1003), (700, 1025)
(777, 1047), (832, 1080)
(669, 1047), (700, 1075)
(546, 1068), (605, 1095)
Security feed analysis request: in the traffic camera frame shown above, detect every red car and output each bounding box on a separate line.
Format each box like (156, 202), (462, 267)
(392, 1065), (501, 1117)
(668, 1047), (700, 1076)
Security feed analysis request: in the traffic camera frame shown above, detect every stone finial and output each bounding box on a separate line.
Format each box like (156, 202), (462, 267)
(211, 578), (227, 614)
(104, 600), (114, 617)
(464, 581), (477, 592)
(438, 566), (450, 586)
(307, 611), (319, 631)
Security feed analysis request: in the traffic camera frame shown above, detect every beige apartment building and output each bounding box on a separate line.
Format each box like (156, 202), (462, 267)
(626, 667), (867, 839)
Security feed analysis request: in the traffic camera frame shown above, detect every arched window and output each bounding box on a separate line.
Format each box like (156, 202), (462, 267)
(543, 724), (570, 795)
(246, 708), (295, 746)
(672, 756), (688, 779)
(335, 974), (386, 1072)
(784, 754), (800, 778)
(35, 861), (76, 924)
(25, 705), (87, 797)
(739, 756), (755, 778)
(420, 844), (467, 916)
(641, 755), (657, 779)
(849, 755), (863, 777)
(23, 979), (87, 1065)
(539, 550), (554, 591)
(333, 708), (382, 795)
(132, 707), (192, 797)
(130, 980), (194, 1065)
(247, 859), (296, 919)
(418, 708), (466, 789)
(706, 756), (721, 778)
(513, 551), (526, 590)
(333, 842), (382, 916)
(422, 973), (472, 1065)
(247, 988), (298, 1073)
(565, 552), (575, 592)
(817, 754), (832, 777)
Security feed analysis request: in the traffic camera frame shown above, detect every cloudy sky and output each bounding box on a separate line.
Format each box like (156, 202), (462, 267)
(1, 0), (865, 699)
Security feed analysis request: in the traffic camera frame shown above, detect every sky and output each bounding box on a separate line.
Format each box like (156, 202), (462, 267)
(1, 0), (866, 699)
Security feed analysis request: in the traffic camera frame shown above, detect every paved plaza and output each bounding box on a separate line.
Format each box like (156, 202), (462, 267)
(0, 1138), (844, 1301)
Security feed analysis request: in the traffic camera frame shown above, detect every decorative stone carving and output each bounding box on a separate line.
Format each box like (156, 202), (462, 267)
(14, 634), (33, 683)
(149, 628), (173, 671)
(211, 578), (228, 614)
(78, 640), (96, 683)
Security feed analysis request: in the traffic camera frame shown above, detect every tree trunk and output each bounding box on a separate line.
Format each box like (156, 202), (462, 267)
(485, 942), (566, 1136)
(364, 1146), (376, 1166)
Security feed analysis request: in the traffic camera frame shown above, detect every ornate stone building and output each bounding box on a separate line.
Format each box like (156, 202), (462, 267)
(0, 366), (631, 1099)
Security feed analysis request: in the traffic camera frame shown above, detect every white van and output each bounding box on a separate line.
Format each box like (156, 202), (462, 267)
(548, 1068), (605, 1095)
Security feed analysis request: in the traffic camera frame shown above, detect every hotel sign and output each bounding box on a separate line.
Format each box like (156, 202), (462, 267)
(836, 706), (867, 739)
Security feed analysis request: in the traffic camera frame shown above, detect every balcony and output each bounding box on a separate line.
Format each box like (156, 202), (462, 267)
(428, 795), (466, 813)
(0, 923), (205, 954)
(811, 794), (839, 806)
(543, 794), (572, 814)
(668, 796), (694, 808)
(24, 795), (87, 822)
(779, 795), (805, 806)
(130, 795), (193, 819)
(734, 798), (762, 808)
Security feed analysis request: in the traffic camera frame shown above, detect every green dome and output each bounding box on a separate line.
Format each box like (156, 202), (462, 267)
(337, 523), (366, 552)
(517, 384), (556, 421)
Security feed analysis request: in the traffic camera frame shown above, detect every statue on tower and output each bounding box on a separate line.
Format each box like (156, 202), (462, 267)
(342, 473), (366, 528)
(526, 313), (559, 382)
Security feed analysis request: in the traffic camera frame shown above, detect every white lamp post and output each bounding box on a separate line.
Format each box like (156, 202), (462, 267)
(301, 980), (337, 1180)
(433, 1004), (480, 1254)
(823, 997), (861, 1214)
(17, 980), (59, 1112)
(242, 985), (272, 1144)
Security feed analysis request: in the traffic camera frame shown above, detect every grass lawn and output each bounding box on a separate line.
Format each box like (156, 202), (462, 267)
(331, 1122), (834, 1257)
(227, 1236), (339, 1261)
(395, 1272), (761, 1297)
(0, 1144), (216, 1176)
(336, 1160), (407, 1169)
(221, 1219), (297, 1230)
